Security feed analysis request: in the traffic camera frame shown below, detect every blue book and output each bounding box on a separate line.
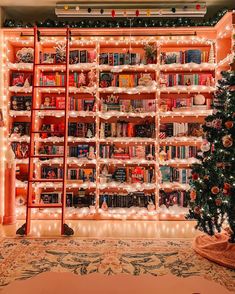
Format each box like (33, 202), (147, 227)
(160, 166), (171, 182)
(186, 49), (201, 64)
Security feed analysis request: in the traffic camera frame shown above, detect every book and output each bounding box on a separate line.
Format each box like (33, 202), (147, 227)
(56, 96), (65, 109)
(80, 50), (88, 63)
(185, 49), (201, 64)
(69, 50), (79, 64)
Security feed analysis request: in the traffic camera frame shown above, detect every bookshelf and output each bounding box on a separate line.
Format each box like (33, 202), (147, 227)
(1, 11), (234, 232)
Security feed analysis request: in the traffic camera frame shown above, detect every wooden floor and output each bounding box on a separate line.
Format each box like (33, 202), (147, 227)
(0, 220), (200, 238)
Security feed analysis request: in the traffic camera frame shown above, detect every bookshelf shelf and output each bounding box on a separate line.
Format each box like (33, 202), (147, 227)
(160, 85), (216, 93)
(160, 63), (216, 72)
(3, 13), (233, 229)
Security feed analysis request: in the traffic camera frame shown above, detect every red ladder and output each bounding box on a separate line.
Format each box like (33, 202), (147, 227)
(17, 27), (73, 236)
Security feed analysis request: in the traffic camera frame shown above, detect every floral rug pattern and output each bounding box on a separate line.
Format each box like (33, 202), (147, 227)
(0, 238), (235, 291)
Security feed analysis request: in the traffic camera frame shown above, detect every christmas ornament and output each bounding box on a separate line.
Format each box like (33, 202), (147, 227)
(222, 134), (233, 148)
(100, 9), (104, 14)
(201, 140), (210, 152)
(111, 10), (116, 18)
(172, 8), (176, 13)
(212, 118), (222, 129)
(146, 9), (151, 16)
(192, 173), (199, 180)
(225, 121), (234, 129)
(215, 198), (222, 206)
(190, 190), (197, 201)
(64, 5), (69, 10)
(88, 8), (92, 13)
(211, 186), (220, 194)
(136, 10), (140, 17)
(224, 183), (231, 190)
(196, 4), (201, 10)
(194, 206), (201, 214)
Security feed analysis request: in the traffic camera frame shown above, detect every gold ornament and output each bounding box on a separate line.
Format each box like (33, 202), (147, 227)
(222, 135), (233, 148)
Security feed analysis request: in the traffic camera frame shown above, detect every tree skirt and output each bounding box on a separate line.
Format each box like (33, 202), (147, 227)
(193, 233), (235, 270)
(0, 238), (235, 292)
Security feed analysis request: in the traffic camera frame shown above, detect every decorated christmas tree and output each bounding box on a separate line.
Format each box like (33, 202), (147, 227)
(187, 70), (235, 243)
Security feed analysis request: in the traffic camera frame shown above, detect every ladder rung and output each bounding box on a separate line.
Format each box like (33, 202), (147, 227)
(30, 155), (64, 158)
(34, 86), (65, 88)
(31, 131), (64, 134)
(32, 108), (65, 111)
(29, 179), (63, 182)
(35, 63), (66, 66)
(28, 204), (62, 208)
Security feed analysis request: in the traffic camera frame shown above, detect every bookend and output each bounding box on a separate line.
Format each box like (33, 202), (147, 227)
(63, 223), (74, 236)
(16, 223), (26, 236)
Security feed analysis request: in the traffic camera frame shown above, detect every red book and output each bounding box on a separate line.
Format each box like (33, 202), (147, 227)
(56, 96), (65, 109)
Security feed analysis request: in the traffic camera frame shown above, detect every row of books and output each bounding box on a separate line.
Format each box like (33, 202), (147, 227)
(67, 168), (95, 182)
(40, 96), (95, 111)
(101, 97), (156, 112)
(100, 144), (155, 160)
(39, 72), (92, 87)
(159, 191), (188, 207)
(160, 49), (209, 65)
(68, 123), (95, 138)
(100, 122), (155, 138)
(99, 52), (141, 66)
(38, 144), (94, 159)
(99, 192), (155, 208)
(160, 123), (203, 138)
(39, 50), (96, 64)
(160, 96), (207, 112)
(160, 146), (198, 160)
(100, 72), (151, 88)
(39, 190), (187, 208)
(41, 166), (95, 182)
(160, 166), (192, 183)
(160, 73), (214, 87)
(40, 191), (95, 208)
(101, 166), (155, 184)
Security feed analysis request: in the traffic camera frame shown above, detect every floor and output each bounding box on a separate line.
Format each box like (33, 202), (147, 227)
(0, 219), (199, 238)
(1, 220), (234, 294)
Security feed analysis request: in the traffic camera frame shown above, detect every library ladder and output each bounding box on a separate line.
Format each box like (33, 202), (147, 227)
(19, 27), (74, 236)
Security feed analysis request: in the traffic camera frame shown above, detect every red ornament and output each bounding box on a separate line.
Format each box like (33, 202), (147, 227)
(196, 4), (201, 10)
(136, 9), (140, 17)
(111, 9), (115, 18)
(192, 173), (199, 180)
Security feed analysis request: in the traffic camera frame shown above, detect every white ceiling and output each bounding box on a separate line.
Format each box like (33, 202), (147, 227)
(0, 0), (234, 21)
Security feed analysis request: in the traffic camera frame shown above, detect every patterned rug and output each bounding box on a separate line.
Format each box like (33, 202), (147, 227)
(0, 238), (235, 292)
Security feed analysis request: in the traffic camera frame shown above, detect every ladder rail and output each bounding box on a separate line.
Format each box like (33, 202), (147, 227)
(25, 26), (38, 235)
(24, 27), (72, 236)
(61, 27), (70, 235)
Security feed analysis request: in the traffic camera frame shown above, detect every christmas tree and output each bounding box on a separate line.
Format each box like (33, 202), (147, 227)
(187, 70), (235, 243)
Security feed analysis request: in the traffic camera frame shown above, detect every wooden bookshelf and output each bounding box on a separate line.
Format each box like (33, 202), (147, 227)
(1, 11), (234, 230)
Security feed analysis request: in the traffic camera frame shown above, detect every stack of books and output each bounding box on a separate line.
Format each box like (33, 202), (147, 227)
(99, 192), (155, 208)
(160, 49), (208, 64)
(160, 166), (192, 183)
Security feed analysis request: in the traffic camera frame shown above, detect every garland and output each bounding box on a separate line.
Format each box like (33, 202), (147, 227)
(4, 8), (228, 28)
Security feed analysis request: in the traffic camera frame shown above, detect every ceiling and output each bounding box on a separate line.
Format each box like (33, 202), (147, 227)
(1, 0), (234, 22)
